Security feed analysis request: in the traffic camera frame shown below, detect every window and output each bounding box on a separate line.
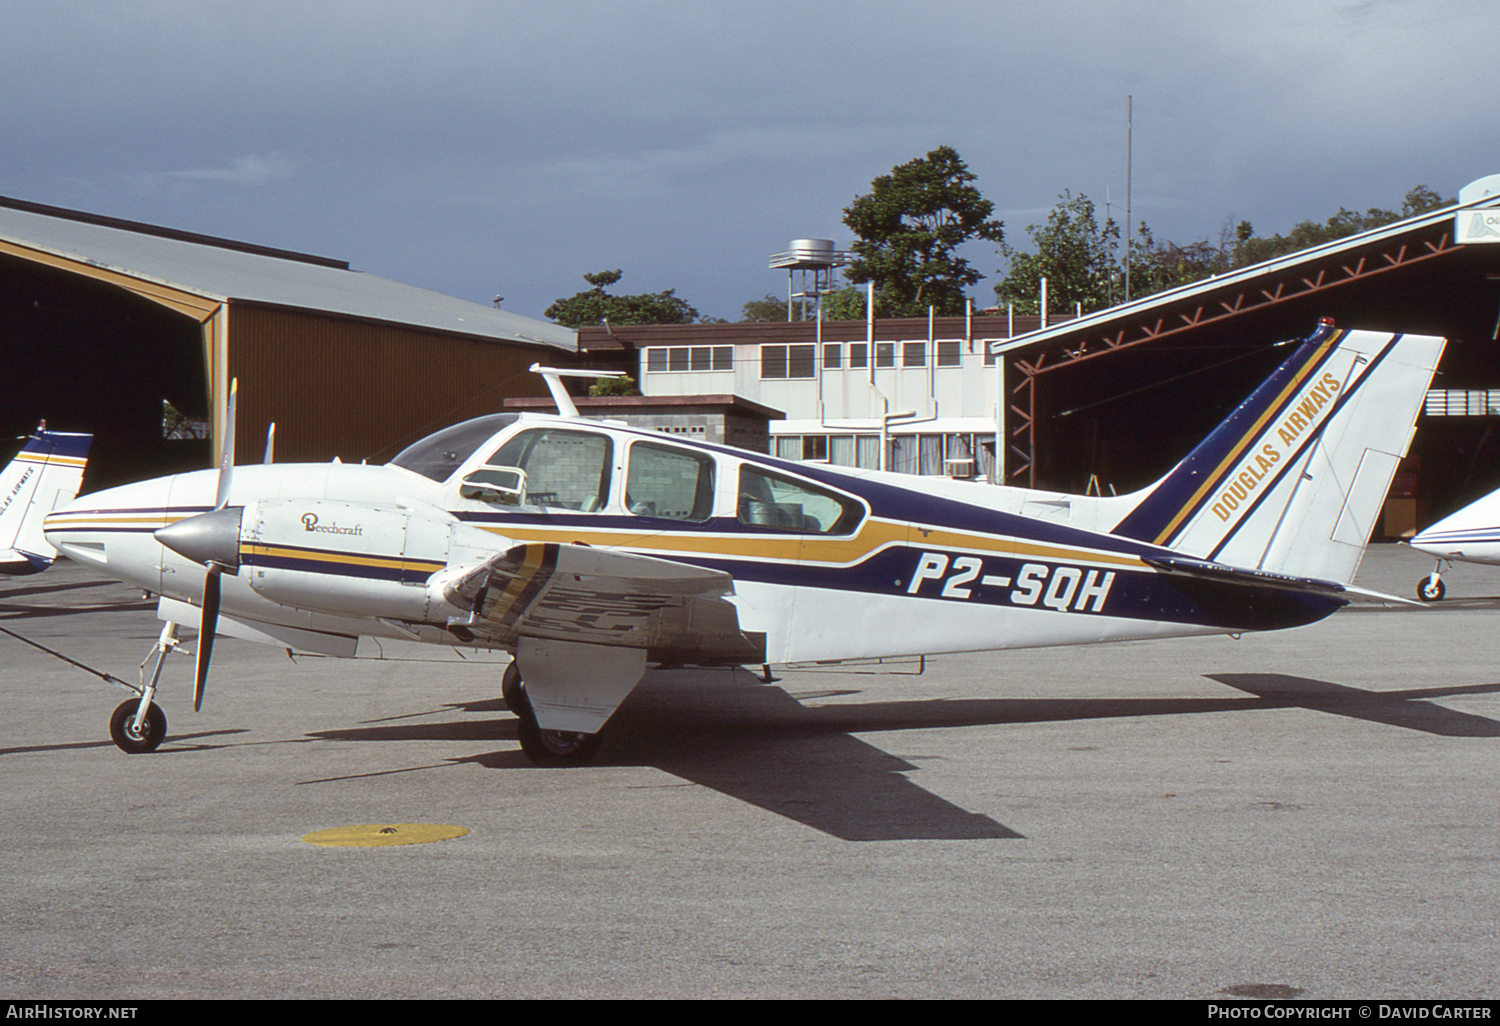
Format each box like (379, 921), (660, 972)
(391, 414), (520, 482)
(848, 343), (868, 369)
(737, 465), (864, 535)
(937, 340), (962, 366)
(761, 344), (816, 379)
(644, 346), (733, 373)
(875, 342), (895, 368)
(626, 442), (715, 521)
(823, 343), (842, 369)
(802, 435), (828, 461)
(475, 428), (613, 511)
(902, 341), (926, 367)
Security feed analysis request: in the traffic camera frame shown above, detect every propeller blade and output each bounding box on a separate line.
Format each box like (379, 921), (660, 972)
(213, 378), (238, 510)
(195, 566), (221, 712)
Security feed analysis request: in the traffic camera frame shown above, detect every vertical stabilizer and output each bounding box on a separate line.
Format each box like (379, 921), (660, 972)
(0, 426), (92, 574)
(1112, 324), (1444, 584)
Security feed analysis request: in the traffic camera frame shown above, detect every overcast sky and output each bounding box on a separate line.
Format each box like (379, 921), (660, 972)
(2, 0), (1495, 324)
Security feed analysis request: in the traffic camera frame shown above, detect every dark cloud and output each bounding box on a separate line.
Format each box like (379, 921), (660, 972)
(1, 0), (1494, 322)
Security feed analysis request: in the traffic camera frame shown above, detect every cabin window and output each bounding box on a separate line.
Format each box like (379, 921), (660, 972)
(625, 441), (715, 521)
(737, 465), (863, 535)
(472, 428), (613, 511)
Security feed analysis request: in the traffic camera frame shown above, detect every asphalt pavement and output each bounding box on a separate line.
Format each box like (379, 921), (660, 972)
(1, 543), (1497, 999)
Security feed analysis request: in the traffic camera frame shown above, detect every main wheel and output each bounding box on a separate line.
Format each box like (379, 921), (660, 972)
(1416, 575), (1446, 602)
(514, 701), (602, 767)
(109, 699), (167, 753)
(501, 662), (525, 715)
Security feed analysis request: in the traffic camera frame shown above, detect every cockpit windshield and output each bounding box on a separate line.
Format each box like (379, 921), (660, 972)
(388, 414), (520, 482)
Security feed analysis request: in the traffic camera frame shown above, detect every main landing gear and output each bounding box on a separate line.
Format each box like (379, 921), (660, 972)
(108, 622), (180, 753)
(1416, 559), (1449, 602)
(501, 661), (603, 767)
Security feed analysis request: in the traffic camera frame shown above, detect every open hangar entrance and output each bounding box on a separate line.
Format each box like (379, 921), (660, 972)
(1002, 191), (1500, 535)
(0, 196), (578, 494)
(0, 251), (210, 490)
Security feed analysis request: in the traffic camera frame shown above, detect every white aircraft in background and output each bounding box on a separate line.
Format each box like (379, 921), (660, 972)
(1409, 487), (1500, 600)
(0, 423), (91, 575)
(41, 322), (1443, 765)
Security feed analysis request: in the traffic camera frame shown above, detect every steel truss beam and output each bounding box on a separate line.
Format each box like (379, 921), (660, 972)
(1006, 227), (1460, 486)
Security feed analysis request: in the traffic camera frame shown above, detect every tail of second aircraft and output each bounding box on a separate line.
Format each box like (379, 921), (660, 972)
(1110, 321), (1444, 585)
(0, 424), (92, 575)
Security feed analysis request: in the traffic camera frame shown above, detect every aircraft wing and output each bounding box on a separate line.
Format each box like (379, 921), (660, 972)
(438, 542), (767, 664)
(1141, 554), (1423, 607)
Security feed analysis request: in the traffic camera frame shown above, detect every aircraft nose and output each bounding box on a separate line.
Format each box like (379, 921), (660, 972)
(155, 506), (243, 571)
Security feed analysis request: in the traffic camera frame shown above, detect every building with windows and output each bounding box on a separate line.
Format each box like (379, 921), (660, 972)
(579, 312), (1053, 479)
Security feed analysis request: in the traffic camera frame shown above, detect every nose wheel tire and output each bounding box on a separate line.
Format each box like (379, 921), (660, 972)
(1416, 575), (1446, 602)
(109, 699), (167, 753)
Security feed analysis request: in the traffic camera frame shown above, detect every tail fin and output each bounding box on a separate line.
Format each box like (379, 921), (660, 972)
(1111, 322), (1444, 583)
(0, 424), (92, 575)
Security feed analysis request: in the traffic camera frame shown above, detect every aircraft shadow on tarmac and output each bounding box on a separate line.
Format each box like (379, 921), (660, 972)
(303, 668), (1500, 842)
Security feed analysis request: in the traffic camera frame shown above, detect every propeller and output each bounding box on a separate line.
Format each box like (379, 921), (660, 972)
(155, 378), (240, 711)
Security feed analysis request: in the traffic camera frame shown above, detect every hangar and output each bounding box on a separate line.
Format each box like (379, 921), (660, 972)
(0, 195), (577, 491)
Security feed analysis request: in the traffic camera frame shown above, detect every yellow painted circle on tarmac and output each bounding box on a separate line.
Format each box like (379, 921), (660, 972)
(301, 823), (470, 848)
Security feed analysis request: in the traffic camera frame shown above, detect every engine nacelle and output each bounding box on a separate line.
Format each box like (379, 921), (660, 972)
(237, 498), (495, 621)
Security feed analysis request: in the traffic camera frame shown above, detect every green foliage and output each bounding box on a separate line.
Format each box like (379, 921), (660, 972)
(587, 374), (641, 397)
(740, 293), (788, 322)
(545, 270), (701, 327)
(993, 191), (1121, 315)
(994, 184), (1456, 311)
(1234, 185), (1453, 267)
(842, 146), (1004, 317)
(819, 286), (870, 321)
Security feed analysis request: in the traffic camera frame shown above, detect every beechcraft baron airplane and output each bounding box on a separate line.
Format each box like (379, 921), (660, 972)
(1409, 485), (1500, 600)
(41, 321), (1443, 765)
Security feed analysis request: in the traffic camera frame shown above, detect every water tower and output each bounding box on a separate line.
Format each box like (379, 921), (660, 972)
(769, 239), (846, 321)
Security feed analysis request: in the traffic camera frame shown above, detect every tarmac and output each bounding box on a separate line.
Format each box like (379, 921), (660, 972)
(1, 543), (1497, 1000)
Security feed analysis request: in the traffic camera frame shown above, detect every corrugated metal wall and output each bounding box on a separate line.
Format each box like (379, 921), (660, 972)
(228, 304), (570, 465)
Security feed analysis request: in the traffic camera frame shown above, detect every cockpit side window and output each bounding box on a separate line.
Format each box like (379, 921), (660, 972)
(625, 441), (715, 521)
(389, 414), (520, 482)
(737, 465), (863, 534)
(471, 428), (613, 511)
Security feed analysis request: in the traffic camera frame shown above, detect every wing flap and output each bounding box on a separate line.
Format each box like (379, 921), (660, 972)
(440, 542), (765, 663)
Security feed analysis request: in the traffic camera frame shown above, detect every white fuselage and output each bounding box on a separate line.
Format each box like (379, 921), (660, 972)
(1409, 487), (1500, 566)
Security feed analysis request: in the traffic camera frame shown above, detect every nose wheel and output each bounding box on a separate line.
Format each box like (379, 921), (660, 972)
(1416, 560), (1448, 602)
(109, 699), (167, 753)
(107, 621), (181, 753)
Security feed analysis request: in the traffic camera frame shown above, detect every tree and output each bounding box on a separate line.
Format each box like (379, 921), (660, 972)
(588, 374), (640, 397)
(740, 293), (787, 322)
(993, 191), (1121, 315)
(842, 146), (1004, 317)
(545, 270), (700, 327)
(1234, 185), (1453, 267)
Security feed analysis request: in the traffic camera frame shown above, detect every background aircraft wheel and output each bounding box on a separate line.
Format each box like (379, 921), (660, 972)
(501, 662), (524, 714)
(109, 699), (167, 753)
(515, 709), (602, 766)
(1416, 576), (1446, 602)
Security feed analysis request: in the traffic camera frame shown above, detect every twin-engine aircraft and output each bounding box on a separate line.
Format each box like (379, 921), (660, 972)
(1409, 486), (1500, 600)
(42, 322), (1444, 764)
(0, 424), (91, 575)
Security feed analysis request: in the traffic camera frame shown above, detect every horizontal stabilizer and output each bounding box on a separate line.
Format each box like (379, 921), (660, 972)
(1141, 554), (1422, 607)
